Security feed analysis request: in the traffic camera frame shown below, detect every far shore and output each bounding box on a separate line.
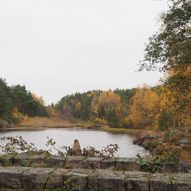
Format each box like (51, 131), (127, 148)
(5, 117), (141, 135)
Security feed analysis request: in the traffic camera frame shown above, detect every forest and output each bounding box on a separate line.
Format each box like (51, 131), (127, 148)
(55, 87), (161, 129)
(0, 78), (48, 126)
(0, 77), (162, 130)
(0, 78), (186, 132)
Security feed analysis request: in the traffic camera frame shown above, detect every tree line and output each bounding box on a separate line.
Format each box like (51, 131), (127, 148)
(55, 87), (161, 129)
(0, 78), (48, 125)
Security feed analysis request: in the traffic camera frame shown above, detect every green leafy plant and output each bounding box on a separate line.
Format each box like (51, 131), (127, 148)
(20, 159), (31, 167)
(137, 142), (181, 173)
(137, 154), (163, 173)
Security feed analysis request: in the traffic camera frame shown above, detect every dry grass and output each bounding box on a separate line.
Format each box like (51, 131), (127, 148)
(19, 117), (93, 128)
(18, 117), (142, 135)
(100, 126), (141, 135)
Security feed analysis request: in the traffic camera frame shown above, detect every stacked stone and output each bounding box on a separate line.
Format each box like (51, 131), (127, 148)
(0, 153), (191, 190)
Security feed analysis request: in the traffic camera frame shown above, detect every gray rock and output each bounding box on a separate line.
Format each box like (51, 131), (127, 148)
(64, 169), (92, 190)
(0, 154), (14, 166)
(115, 158), (140, 171)
(150, 173), (172, 191)
(102, 158), (116, 169)
(30, 155), (46, 167)
(0, 167), (27, 189)
(177, 139), (191, 146)
(65, 156), (86, 169)
(14, 152), (45, 167)
(85, 157), (103, 169)
(159, 162), (178, 173)
(22, 167), (53, 189)
(179, 160), (191, 172)
(171, 173), (191, 191)
(46, 155), (66, 168)
(88, 169), (125, 191)
(124, 171), (149, 191)
(46, 169), (69, 189)
(13, 153), (32, 167)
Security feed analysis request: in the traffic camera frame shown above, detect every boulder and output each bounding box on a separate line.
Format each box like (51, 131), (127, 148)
(177, 139), (191, 146)
(88, 169), (125, 191)
(22, 167), (53, 189)
(0, 166), (26, 189)
(85, 157), (103, 169)
(124, 171), (149, 191)
(149, 173), (172, 191)
(46, 169), (69, 189)
(65, 156), (86, 169)
(179, 161), (191, 172)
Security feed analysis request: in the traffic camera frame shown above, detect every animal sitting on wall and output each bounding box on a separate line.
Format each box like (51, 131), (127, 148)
(72, 139), (82, 155)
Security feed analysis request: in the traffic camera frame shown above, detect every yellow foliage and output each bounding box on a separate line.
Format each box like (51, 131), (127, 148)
(91, 90), (122, 123)
(129, 86), (160, 128)
(92, 90), (121, 115)
(75, 101), (81, 111)
(97, 90), (121, 112)
(160, 70), (191, 130)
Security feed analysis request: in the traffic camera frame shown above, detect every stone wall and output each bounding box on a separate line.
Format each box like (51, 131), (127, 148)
(0, 152), (190, 173)
(0, 153), (140, 171)
(0, 153), (191, 190)
(0, 166), (191, 190)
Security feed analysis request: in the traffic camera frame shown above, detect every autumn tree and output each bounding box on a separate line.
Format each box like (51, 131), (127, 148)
(57, 91), (102, 120)
(141, 0), (191, 131)
(160, 72), (191, 131)
(91, 90), (122, 126)
(128, 87), (160, 129)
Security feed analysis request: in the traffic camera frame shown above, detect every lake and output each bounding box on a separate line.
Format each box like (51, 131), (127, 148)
(0, 127), (147, 158)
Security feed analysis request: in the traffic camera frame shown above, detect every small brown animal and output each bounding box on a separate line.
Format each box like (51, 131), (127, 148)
(72, 139), (82, 155)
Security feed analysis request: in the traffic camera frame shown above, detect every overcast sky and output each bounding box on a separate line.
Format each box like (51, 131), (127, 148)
(0, 0), (167, 104)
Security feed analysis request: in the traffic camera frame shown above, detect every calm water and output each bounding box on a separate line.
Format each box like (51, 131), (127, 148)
(0, 128), (147, 158)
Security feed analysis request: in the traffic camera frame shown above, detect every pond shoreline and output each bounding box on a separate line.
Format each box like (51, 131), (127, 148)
(1, 125), (141, 136)
(0, 125), (140, 136)
(12, 117), (141, 135)
(0, 117), (141, 136)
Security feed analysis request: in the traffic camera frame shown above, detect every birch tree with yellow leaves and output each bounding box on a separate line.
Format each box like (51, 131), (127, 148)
(128, 87), (160, 128)
(91, 90), (122, 127)
(141, 0), (191, 131)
